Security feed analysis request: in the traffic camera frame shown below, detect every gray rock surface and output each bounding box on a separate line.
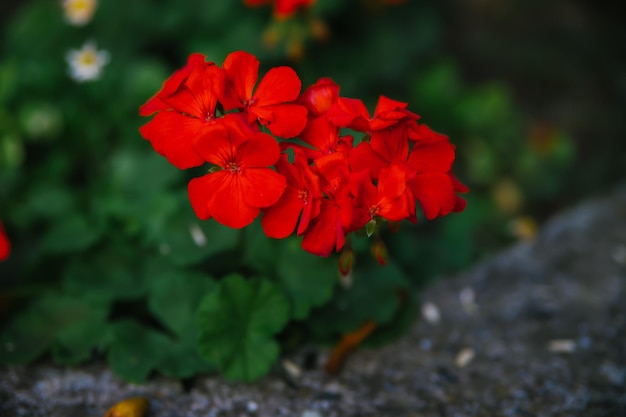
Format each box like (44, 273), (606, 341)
(2, 186), (626, 417)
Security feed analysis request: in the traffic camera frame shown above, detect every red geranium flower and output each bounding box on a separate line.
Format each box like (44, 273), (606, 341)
(405, 125), (466, 219)
(188, 116), (286, 229)
(0, 221), (10, 262)
(261, 149), (322, 238)
(349, 164), (416, 231)
(139, 53), (206, 117)
(222, 50), (307, 138)
(300, 153), (354, 257)
(139, 57), (229, 169)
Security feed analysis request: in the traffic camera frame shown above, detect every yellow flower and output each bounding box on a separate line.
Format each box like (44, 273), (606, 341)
(62, 0), (98, 26)
(66, 41), (109, 83)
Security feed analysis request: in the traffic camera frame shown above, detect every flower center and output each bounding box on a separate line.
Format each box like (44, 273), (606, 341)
(226, 162), (241, 174)
(298, 190), (308, 202)
(78, 50), (97, 66)
(243, 97), (258, 109)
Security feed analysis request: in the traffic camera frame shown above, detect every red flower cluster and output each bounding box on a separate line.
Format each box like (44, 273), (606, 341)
(243, 0), (316, 19)
(0, 221), (10, 262)
(140, 51), (467, 257)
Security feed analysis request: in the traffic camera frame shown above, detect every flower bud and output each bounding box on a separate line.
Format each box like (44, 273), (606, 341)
(370, 238), (388, 266)
(338, 246), (355, 287)
(298, 78), (339, 117)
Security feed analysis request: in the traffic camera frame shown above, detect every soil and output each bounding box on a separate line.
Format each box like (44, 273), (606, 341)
(2, 185), (625, 416)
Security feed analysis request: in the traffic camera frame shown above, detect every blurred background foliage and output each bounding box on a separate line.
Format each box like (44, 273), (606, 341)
(0, 0), (624, 381)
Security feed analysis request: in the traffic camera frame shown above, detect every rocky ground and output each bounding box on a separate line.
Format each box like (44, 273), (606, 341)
(1, 185), (625, 417)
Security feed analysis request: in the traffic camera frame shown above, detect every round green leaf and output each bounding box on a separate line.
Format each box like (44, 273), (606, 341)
(147, 265), (217, 337)
(107, 320), (171, 383)
(197, 274), (289, 381)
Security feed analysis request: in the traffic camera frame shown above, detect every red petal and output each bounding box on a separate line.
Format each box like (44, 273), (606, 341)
(252, 103), (308, 138)
(204, 171), (261, 229)
(223, 51), (259, 103)
(299, 116), (340, 154)
(377, 164), (407, 200)
(254, 66), (302, 106)
(348, 141), (388, 179)
(453, 196), (467, 212)
(139, 53), (207, 116)
(297, 196), (321, 236)
(301, 201), (341, 257)
(237, 132), (281, 167)
(261, 186), (303, 238)
(192, 123), (233, 167)
(326, 97), (370, 132)
(240, 168), (287, 208)
(164, 64), (226, 119)
(370, 125), (409, 165)
(187, 175), (213, 220)
(408, 173), (456, 220)
(0, 221), (10, 262)
(407, 135), (455, 174)
(139, 111), (204, 169)
(274, 0), (315, 16)
(349, 169), (377, 208)
(222, 112), (259, 145)
(370, 95), (420, 131)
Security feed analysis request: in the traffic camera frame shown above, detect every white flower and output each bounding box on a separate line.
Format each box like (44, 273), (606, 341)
(62, 0), (98, 26)
(66, 41), (110, 83)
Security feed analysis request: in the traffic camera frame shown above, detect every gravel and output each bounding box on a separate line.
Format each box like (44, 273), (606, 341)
(2, 185), (625, 417)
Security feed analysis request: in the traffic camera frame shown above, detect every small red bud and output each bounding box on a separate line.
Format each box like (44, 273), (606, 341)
(338, 247), (355, 278)
(370, 238), (388, 266)
(298, 78), (340, 117)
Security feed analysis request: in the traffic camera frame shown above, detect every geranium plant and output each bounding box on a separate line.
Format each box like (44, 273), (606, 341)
(136, 50), (467, 380)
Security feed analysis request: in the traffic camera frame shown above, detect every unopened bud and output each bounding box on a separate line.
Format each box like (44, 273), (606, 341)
(371, 238), (388, 266)
(338, 247), (355, 281)
(298, 77), (339, 116)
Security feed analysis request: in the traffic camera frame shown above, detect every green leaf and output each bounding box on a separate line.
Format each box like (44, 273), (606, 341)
(107, 320), (171, 383)
(52, 312), (110, 365)
(40, 214), (102, 254)
(62, 246), (146, 301)
(146, 264), (217, 337)
(307, 259), (409, 339)
(158, 213), (240, 266)
(157, 336), (214, 379)
(242, 219), (278, 275)
(0, 59), (18, 104)
(276, 238), (337, 320)
(0, 293), (109, 364)
(412, 60), (461, 111)
(197, 274), (289, 381)
(365, 290), (419, 347)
